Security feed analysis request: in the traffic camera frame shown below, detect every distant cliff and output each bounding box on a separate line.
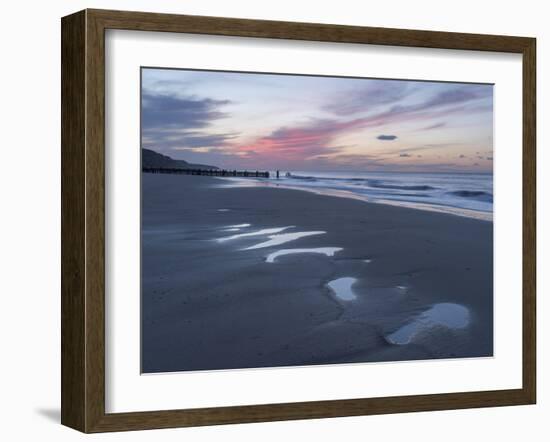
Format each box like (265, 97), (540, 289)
(142, 148), (219, 170)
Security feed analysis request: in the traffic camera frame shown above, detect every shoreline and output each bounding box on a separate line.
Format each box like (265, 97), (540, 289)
(214, 177), (494, 222)
(142, 173), (493, 373)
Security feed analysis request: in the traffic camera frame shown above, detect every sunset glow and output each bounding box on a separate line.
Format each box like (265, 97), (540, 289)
(141, 68), (493, 172)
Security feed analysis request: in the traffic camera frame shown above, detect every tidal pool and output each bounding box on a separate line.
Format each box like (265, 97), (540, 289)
(265, 247), (343, 263)
(386, 302), (470, 345)
(217, 226), (293, 242)
(327, 277), (358, 301)
(243, 231), (325, 250)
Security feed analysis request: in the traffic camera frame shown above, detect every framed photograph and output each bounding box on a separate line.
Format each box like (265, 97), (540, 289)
(61, 9), (536, 433)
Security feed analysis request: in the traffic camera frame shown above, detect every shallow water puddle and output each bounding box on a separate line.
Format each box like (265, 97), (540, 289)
(386, 302), (470, 345)
(217, 226), (293, 242)
(221, 223), (251, 232)
(266, 247), (343, 263)
(243, 231), (325, 250)
(327, 277), (358, 301)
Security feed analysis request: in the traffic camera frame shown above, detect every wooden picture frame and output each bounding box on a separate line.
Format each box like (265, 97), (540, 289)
(61, 8), (536, 433)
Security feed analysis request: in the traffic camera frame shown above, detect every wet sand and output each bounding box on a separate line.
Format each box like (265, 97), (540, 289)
(141, 173), (493, 373)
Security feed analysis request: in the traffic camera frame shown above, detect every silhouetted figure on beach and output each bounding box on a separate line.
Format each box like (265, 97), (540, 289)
(276, 170), (280, 179)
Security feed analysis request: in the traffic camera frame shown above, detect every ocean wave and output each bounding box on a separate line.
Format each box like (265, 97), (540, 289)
(396, 193), (431, 198)
(367, 180), (437, 191)
(287, 174), (318, 181)
(220, 171), (493, 220)
(288, 175), (436, 191)
(447, 190), (493, 202)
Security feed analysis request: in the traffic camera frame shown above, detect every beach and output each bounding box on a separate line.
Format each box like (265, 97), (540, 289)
(141, 173), (493, 373)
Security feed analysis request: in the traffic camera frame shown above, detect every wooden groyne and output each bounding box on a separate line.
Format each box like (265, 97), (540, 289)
(142, 167), (270, 178)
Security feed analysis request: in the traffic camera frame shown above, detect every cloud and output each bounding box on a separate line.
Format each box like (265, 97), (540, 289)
(323, 84), (492, 138)
(141, 92), (237, 153)
(377, 134), (398, 141)
(420, 122), (446, 131)
(325, 80), (411, 116)
(423, 86), (489, 108)
(142, 93), (230, 130)
(234, 118), (346, 162)
(307, 153), (395, 170)
(234, 84), (492, 162)
(325, 82), (491, 127)
(231, 83), (490, 165)
(143, 129), (238, 149)
(395, 143), (454, 155)
(378, 84), (492, 123)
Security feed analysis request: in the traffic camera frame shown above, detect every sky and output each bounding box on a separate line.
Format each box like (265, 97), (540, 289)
(141, 68), (493, 173)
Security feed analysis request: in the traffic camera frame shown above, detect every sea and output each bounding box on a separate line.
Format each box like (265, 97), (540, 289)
(220, 170), (493, 221)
